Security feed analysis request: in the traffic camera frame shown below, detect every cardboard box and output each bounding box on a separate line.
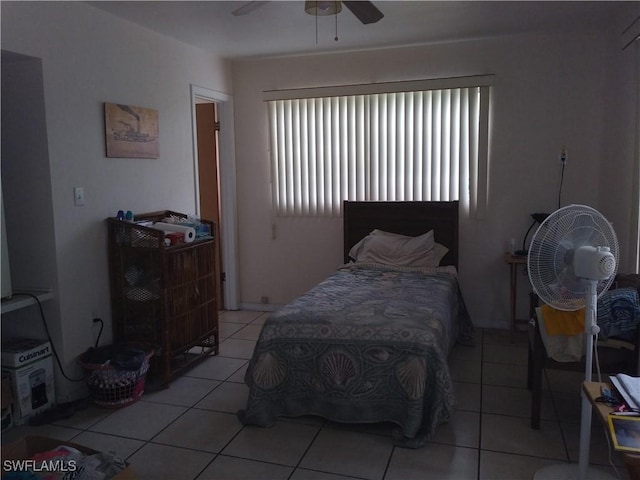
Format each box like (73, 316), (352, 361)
(1, 373), (13, 432)
(1, 373), (12, 410)
(1, 435), (135, 479)
(1, 338), (55, 425)
(0, 408), (12, 432)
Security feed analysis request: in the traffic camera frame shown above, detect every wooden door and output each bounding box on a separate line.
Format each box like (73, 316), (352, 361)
(196, 102), (223, 310)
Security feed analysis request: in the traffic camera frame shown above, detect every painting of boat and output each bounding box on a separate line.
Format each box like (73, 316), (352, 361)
(105, 102), (159, 158)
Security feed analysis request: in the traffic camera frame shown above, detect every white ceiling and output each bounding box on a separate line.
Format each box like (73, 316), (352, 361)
(88, 1), (633, 59)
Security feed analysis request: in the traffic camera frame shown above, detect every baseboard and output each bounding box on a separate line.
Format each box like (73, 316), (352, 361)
(239, 302), (282, 312)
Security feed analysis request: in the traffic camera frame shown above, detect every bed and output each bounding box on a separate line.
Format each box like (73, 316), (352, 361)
(238, 200), (473, 447)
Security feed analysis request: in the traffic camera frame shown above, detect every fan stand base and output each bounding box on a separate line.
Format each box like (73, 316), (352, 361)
(534, 464), (617, 480)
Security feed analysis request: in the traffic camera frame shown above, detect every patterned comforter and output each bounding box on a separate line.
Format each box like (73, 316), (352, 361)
(238, 262), (473, 447)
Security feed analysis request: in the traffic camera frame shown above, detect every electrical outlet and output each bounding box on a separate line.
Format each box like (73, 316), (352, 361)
(560, 146), (568, 164)
(73, 187), (85, 206)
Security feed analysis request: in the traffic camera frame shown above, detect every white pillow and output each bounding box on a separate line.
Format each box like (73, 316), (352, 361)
(433, 243), (449, 265)
(369, 229), (449, 266)
(348, 230), (435, 267)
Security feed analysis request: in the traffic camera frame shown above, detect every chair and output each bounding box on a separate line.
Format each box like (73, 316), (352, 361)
(527, 274), (640, 429)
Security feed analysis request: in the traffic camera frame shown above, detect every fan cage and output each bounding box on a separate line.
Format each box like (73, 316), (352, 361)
(527, 204), (619, 311)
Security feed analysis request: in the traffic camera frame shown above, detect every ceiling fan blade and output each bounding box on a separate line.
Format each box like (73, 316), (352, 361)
(343, 1), (384, 24)
(231, 1), (268, 16)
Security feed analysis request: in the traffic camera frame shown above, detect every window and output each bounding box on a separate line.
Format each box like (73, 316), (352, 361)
(266, 76), (492, 217)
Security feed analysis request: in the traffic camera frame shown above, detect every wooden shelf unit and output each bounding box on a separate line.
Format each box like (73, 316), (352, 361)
(107, 211), (219, 388)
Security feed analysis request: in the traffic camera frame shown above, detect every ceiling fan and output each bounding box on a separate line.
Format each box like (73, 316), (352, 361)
(232, 1), (384, 25)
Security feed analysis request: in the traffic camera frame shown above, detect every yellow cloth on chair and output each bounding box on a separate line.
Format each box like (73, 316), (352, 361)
(541, 304), (585, 335)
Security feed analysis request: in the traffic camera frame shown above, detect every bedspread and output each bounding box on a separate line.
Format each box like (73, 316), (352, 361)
(237, 263), (473, 447)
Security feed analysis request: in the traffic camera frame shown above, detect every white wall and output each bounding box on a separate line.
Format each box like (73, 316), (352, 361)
(231, 28), (631, 328)
(1, 1), (232, 401)
(599, 9), (640, 273)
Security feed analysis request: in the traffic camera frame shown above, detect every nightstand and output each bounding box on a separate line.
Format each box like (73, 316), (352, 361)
(505, 252), (528, 340)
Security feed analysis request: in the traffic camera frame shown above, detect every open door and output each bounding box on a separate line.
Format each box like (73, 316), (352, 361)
(195, 101), (224, 310)
(191, 85), (239, 311)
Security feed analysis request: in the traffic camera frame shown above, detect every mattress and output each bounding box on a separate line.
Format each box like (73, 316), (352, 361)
(238, 262), (473, 447)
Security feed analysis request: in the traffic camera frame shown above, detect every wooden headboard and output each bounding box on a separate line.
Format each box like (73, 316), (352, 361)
(343, 201), (459, 268)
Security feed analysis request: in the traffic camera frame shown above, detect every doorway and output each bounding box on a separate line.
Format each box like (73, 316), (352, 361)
(191, 85), (239, 310)
(195, 101), (223, 309)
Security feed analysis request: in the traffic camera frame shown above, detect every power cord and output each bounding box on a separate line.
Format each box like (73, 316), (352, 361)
(9, 292), (84, 383)
(594, 331), (602, 383)
(93, 317), (104, 349)
(558, 150), (567, 209)
(603, 423), (623, 479)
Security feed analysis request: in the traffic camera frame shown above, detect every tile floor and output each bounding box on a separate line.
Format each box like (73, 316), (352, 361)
(2, 310), (631, 479)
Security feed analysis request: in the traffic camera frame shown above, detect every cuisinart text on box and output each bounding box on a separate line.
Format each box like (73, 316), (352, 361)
(1, 338), (55, 425)
(1, 339), (52, 368)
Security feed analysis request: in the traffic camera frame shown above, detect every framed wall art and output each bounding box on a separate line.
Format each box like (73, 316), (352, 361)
(104, 102), (159, 158)
(608, 414), (640, 453)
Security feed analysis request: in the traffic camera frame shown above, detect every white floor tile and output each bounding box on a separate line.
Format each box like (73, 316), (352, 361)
(481, 413), (566, 460)
(88, 401), (187, 440)
(250, 313), (270, 325)
(483, 344), (529, 366)
(386, 443), (478, 480)
(144, 375), (221, 407)
(482, 362), (529, 389)
(227, 365), (248, 383)
(153, 409), (243, 453)
(480, 450), (560, 480)
(299, 427), (393, 480)
(449, 343), (482, 363)
(219, 310), (265, 324)
(453, 381), (481, 412)
(197, 454), (293, 480)
(291, 468), (370, 480)
(482, 384), (555, 420)
(71, 430), (145, 460)
(483, 329), (528, 347)
(219, 321), (246, 339)
(323, 420), (394, 438)
(223, 421), (320, 466)
(218, 338), (257, 359)
(551, 390), (581, 423)
(230, 323), (264, 341)
(185, 356), (248, 381)
(430, 410), (480, 449)
(2, 424), (82, 444)
(51, 405), (112, 430)
(196, 381), (249, 414)
(545, 369), (585, 394)
(126, 442), (214, 480)
(449, 357), (482, 384)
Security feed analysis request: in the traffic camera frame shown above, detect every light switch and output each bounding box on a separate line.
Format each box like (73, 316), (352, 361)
(74, 187), (85, 206)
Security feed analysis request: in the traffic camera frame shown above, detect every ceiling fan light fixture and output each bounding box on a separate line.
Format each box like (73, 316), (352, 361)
(305, 1), (342, 16)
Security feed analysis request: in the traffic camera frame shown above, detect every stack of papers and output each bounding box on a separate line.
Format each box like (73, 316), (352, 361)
(610, 373), (640, 411)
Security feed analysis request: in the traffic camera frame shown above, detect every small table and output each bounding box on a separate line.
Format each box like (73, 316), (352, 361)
(583, 381), (640, 479)
(505, 252), (528, 340)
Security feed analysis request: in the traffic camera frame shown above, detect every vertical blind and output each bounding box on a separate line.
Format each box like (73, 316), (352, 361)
(267, 83), (490, 217)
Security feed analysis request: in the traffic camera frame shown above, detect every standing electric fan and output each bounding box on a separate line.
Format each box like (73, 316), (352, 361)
(527, 204), (619, 480)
